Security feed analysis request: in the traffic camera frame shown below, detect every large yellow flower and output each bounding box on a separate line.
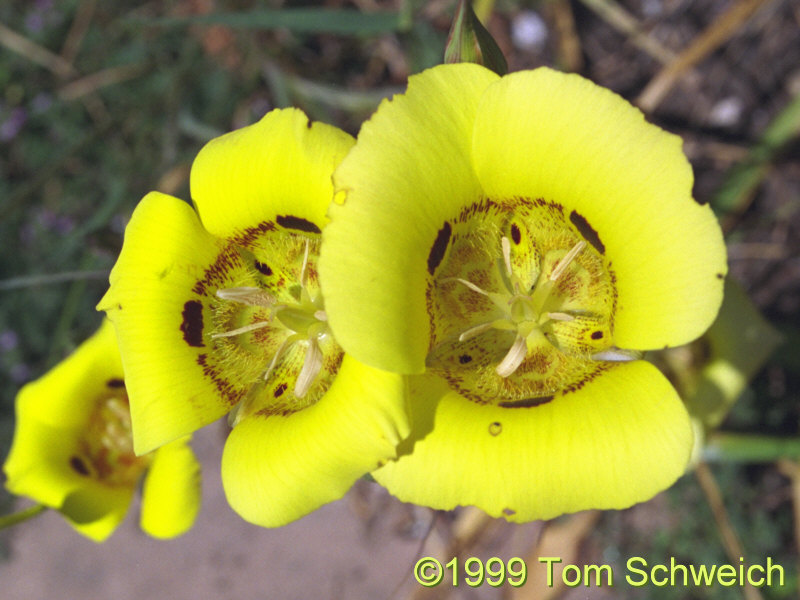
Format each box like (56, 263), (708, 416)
(319, 64), (727, 521)
(98, 108), (408, 527)
(2, 320), (200, 542)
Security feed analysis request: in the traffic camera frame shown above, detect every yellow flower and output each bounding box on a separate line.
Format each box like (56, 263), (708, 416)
(2, 320), (200, 542)
(319, 64), (727, 521)
(97, 108), (408, 527)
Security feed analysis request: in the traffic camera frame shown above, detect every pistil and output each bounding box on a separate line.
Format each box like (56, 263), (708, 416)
(213, 239), (331, 413)
(451, 237), (590, 378)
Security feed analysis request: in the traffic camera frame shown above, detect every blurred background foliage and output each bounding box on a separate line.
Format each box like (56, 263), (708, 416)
(0, 0), (799, 598)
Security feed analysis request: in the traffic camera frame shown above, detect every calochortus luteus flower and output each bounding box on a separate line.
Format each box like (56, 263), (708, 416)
(319, 64), (727, 521)
(3, 320), (200, 541)
(98, 108), (408, 527)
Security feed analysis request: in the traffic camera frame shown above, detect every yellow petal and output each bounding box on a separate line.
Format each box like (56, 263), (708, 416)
(140, 437), (201, 539)
(3, 321), (125, 517)
(320, 64), (499, 374)
(221, 355), (408, 527)
(98, 192), (243, 454)
(60, 483), (133, 542)
(191, 108), (354, 239)
(471, 68), (726, 349)
(373, 361), (692, 521)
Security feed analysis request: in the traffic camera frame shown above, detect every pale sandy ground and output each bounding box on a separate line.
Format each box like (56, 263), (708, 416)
(0, 421), (428, 600)
(0, 420), (627, 600)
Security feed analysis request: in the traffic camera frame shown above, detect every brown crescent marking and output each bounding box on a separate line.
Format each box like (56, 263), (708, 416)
(254, 261), (273, 276)
(458, 354), (473, 364)
(180, 300), (205, 347)
(510, 223), (521, 244)
(498, 395), (554, 409)
(106, 378), (125, 388)
(70, 455), (90, 476)
(569, 210), (605, 255)
(591, 331), (604, 340)
(273, 383), (287, 398)
(276, 215), (321, 234)
(427, 222), (452, 275)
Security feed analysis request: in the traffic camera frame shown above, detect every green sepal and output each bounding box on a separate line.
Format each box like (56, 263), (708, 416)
(444, 0), (507, 75)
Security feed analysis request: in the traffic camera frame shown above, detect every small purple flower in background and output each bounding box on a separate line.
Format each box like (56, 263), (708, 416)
(0, 108), (27, 143)
(0, 330), (19, 353)
(30, 93), (53, 115)
(24, 0), (60, 34)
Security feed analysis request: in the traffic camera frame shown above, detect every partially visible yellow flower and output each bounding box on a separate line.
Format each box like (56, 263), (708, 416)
(319, 64), (727, 521)
(98, 108), (408, 527)
(2, 320), (200, 542)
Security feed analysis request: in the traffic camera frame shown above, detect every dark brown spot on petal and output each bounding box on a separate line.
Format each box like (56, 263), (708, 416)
(427, 221), (451, 275)
(716, 273), (724, 280)
(276, 215), (321, 234)
(180, 300), (205, 347)
(502, 507), (516, 516)
(106, 378), (125, 388)
(498, 395), (554, 409)
(273, 383), (287, 398)
(254, 260), (272, 276)
(70, 455), (90, 476)
(458, 354), (472, 364)
(510, 223), (521, 244)
(569, 210), (605, 255)
(591, 331), (603, 340)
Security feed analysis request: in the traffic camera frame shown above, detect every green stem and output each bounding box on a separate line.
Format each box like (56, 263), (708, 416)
(703, 433), (800, 463)
(0, 503), (48, 531)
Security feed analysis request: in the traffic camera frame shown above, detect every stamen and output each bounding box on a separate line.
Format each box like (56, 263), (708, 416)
(550, 241), (586, 282)
(211, 320), (271, 339)
(313, 310), (327, 321)
(591, 348), (641, 362)
(458, 321), (494, 342)
(501, 236), (513, 278)
(495, 334), (528, 378)
(299, 239), (311, 289)
(546, 312), (575, 322)
(263, 337), (292, 382)
(216, 287), (276, 307)
(441, 277), (491, 297)
(294, 337), (323, 398)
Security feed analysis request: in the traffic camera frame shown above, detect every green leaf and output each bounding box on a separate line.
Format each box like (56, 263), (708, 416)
(134, 9), (404, 35)
(712, 91), (800, 220)
(686, 278), (782, 428)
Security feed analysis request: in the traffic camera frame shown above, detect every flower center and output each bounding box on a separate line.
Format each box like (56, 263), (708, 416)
(71, 386), (150, 485)
(209, 235), (342, 424)
(426, 197), (619, 405)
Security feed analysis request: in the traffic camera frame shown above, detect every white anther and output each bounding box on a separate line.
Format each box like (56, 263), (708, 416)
(263, 337), (291, 382)
(294, 337), (323, 398)
(441, 277), (491, 297)
(501, 236), (513, 278)
(591, 348), (641, 362)
(210, 320), (272, 339)
(550, 241), (586, 282)
(216, 287), (275, 307)
(313, 310), (328, 321)
(458, 321), (495, 342)
(546, 312), (575, 322)
(299, 239), (311, 288)
(495, 334), (528, 378)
